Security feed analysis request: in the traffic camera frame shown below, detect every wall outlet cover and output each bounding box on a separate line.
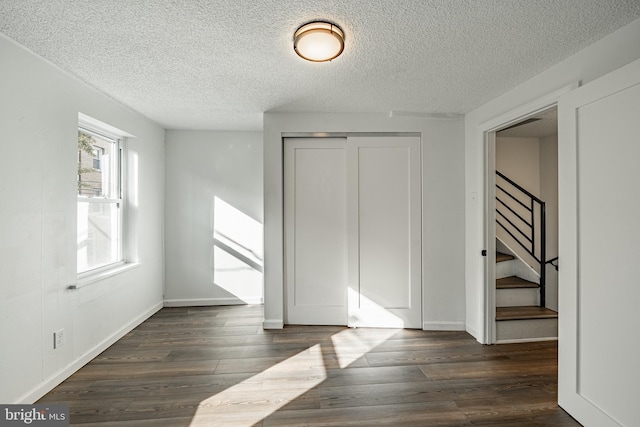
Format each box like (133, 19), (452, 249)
(54, 329), (65, 349)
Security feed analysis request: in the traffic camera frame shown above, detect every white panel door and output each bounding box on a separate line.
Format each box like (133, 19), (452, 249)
(347, 136), (422, 328)
(284, 138), (348, 325)
(558, 58), (640, 426)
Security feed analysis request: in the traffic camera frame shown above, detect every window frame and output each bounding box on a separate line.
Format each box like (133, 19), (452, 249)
(76, 124), (127, 278)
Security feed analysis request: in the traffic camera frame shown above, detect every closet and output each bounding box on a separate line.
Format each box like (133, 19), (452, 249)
(284, 136), (422, 328)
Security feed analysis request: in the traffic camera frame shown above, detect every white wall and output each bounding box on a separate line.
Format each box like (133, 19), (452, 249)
(464, 18), (640, 342)
(495, 136), (542, 272)
(263, 112), (465, 331)
(0, 34), (165, 403)
(164, 131), (263, 306)
(496, 137), (541, 197)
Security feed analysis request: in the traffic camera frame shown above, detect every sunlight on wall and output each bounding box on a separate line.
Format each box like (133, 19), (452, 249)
(213, 197), (263, 263)
(191, 344), (326, 426)
(212, 196), (263, 302)
(212, 246), (263, 302)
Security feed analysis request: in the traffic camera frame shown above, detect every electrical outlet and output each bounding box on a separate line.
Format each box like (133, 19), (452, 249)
(54, 329), (65, 349)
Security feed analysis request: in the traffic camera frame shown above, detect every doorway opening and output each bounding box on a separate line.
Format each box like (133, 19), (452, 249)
(485, 106), (559, 344)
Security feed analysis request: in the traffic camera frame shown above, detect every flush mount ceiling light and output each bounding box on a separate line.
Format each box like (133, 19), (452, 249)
(294, 21), (344, 62)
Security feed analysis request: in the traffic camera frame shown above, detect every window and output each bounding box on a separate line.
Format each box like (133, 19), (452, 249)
(92, 147), (103, 170)
(77, 126), (124, 274)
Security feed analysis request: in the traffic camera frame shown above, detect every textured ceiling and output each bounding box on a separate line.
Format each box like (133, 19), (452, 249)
(1, 1), (639, 131)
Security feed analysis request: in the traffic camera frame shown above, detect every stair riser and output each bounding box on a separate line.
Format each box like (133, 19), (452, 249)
(496, 288), (539, 307)
(496, 318), (558, 342)
(496, 259), (515, 279)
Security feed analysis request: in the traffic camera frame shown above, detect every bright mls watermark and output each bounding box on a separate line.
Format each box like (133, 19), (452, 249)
(0, 405), (69, 426)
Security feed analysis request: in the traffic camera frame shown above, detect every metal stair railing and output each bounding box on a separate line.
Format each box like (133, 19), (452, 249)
(496, 171), (556, 307)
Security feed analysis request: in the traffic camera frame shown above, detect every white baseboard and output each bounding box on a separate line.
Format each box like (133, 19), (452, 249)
(465, 324), (480, 341)
(423, 321), (465, 331)
(263, 319), (284, 329)
(163, 297), (264, 307)
(496, 337), (558, 344)
(17, 301), (163, 404)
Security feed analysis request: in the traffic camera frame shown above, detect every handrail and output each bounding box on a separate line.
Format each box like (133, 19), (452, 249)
(497, 171), (545, 205)
(496, 170), (554, 307)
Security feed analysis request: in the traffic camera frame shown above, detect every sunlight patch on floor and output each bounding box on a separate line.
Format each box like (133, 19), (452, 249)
(189, 321), (400, 426)
(330, 327), (398, 369)
(190, 344), (326, 426)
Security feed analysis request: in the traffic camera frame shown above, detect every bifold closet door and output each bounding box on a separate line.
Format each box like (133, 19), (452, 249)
(284, 138), (348, 325)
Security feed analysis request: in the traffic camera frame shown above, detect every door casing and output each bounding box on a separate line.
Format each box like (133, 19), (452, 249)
(479, 84), (576, 344)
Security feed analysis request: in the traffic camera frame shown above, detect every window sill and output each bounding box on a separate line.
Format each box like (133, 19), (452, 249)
(71, 262), (140, 289)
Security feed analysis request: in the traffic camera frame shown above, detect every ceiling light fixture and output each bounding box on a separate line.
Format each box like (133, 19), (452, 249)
(294, 21), (344, 62)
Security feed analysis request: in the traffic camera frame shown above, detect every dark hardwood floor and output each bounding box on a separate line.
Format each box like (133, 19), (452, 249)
(37, 305), (581, 426)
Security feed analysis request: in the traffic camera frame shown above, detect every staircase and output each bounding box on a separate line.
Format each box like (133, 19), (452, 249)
(494, 170), (558, 342)
(495, 251), (557, 342)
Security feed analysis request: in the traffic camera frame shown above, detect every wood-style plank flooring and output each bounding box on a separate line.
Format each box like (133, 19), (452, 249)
(37, 305), (581, 426)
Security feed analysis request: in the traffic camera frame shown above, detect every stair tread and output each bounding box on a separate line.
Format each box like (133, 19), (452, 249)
(496, 306), (558, 321)
(496, 252), (515, 263)
(496, 276), (539, 289)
